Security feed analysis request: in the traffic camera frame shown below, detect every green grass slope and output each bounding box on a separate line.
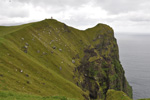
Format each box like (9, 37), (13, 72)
(106, 89), (132, 100)
(0, 19), (132, 100)
(0, 19), (87, 100)
(0, 91), (76, 100)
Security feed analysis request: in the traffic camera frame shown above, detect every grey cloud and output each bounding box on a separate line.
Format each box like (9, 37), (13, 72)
(94, 0), (150, 14)
(11, 0), (89, 15)
(129, 16), (150, 22)
(0, 20), (25, 26)
(0, 1), (29, 18)
(0, 9), (29, 18)
(13, 0), (150, 15)
(14, 0), (88, 7)
(62, 15), (98, 28)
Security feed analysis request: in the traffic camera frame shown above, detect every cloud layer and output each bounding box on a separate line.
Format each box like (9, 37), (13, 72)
(0, 0), (150, 33)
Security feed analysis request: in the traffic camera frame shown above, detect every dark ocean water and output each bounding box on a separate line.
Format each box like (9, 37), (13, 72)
(115, 34), (150, 100)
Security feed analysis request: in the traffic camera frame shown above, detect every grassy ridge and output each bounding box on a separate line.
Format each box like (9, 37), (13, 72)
(0, 19), (87, 99)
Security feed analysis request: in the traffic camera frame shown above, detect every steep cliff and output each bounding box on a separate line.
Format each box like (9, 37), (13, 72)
(0, 19), (132, 100)
(74, 23), (132, 99)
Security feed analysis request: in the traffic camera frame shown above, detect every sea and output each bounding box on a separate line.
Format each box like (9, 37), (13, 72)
(115, 34), (150, 100)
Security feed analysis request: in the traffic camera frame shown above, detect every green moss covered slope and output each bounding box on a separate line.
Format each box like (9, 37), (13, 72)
(0, 19), (132, 100)
(106, 89), (132, 100)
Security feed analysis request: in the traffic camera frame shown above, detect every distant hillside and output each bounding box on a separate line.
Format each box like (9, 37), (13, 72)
(0, 19), (132, 100)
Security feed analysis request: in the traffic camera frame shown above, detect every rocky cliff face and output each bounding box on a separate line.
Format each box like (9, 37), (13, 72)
(74, 24), (132, 99)
(0, 19), (132, 100)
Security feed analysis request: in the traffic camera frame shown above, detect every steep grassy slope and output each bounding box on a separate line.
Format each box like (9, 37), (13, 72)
(0, 19), (132, 100)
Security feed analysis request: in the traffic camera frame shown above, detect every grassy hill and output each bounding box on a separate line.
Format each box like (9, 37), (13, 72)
(0, 19), (132, 100)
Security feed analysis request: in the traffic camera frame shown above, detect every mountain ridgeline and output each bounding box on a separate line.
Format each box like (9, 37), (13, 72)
(0, 19), (132, 100)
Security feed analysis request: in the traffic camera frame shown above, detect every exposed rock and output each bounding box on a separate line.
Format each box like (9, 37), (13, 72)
(75, 54), (80, 59)
(59, 67), (62, 70)
(21, 38), (24, 40)
(23, 44), (28, 53)
(98, 35), (101, 39)
(53, 46), (56, 49)
(51, 51), (53, 54)
(24, 50), (27, 53)
(25, 43), (29, 46)
(37, 50), (40, 53)
(51, 40), (54, 42)
(84, 74), (87, 76)
(72, 60), (75, 64)
(20, 70), (23, 73)
(25, 74), (29, 77)
(26, 81), (30, 84)
(43, 52), (47, 55)
(24, 45), (28, 49)
(0, 74), (3, 77)
(59, 49), (62, 52)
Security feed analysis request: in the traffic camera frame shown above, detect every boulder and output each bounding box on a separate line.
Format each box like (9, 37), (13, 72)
(0, 74), (3, 77)
(53, 46), (56, 49)
(59, 49), (62, 52)
(25, 43), (29, 46)
(26, 81), (30, 84)
(72, 60), (75, 64)
(24, 45), (28, 49)
(20, 70), (23, 73)
(25, 74), (29, 77)
(37, 50), (40, 53)
(21, 38), (24, 40)
(24, 50), (27, 53)
(59, 67), (62, 70)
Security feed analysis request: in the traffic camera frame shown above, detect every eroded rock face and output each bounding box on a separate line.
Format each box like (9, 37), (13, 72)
(74, 25), (132, 99)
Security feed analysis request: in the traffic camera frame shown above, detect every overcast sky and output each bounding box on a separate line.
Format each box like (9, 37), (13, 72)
(0, 0), (150, 34)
